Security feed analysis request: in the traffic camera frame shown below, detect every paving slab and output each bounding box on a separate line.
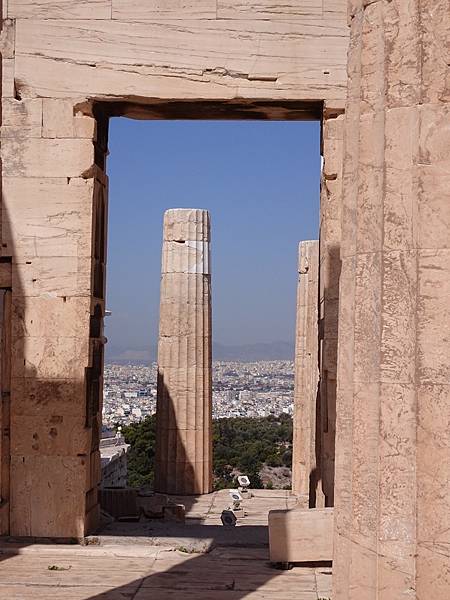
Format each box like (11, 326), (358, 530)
(0, 491), (332, 599)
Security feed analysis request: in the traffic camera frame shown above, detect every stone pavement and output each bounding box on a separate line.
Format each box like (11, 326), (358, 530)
(0, 490), (332, 599)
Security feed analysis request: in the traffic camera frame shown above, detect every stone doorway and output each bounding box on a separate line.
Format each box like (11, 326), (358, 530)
(101, 114), (323, 502)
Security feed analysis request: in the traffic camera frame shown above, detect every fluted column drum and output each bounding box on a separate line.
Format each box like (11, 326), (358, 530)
(154, 209), (213, 495)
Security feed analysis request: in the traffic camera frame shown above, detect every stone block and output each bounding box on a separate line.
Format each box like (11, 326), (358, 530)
(12, 256), (93, 298)
(8, 0), (112, 19)
(217, 0), (322, 20)
(2, 98), (42, 128)
(11, 296), (91, 340)
(11, 377), (86, 417)
(14, 17), (348, 102)
(42, 98), (96, 139)
(3, 177), (95, 259)
(10, 455), (89, 537)
(1, 138), (94, 178)
(12, 335), (90, 379)
(10, 414), (91, 456)
(268, 507), (334, 563)
(112, 0), (216, 20)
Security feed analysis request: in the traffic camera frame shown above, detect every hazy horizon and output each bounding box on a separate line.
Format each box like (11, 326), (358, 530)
(105, 119), (320, 353)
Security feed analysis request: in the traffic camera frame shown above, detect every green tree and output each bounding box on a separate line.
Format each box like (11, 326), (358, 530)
(122, 414), (293, 490)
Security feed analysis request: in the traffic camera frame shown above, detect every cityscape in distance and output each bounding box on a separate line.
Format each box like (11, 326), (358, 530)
(103, 357), (295, 428)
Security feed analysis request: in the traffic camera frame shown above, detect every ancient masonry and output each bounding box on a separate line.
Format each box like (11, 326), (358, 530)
(291, 240), (322, 507)
(155, 209), (213, 495)
(0, 0), (448, 598)
(333, 2), (450, 598)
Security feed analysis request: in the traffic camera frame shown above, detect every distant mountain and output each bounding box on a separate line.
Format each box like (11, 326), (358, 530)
(105, 341), (294, 364)
(213, 341), (294, 361)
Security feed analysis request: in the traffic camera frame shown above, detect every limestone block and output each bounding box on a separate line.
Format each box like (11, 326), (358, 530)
(14, 18), (348, 102)
(2, 98), (42, 127)
(11, 296), (91, 340)
(112, 0), (216, 20)
(9, 455), (88, 538)
(42, 99), (96, 139)
(1, 138), (94, 178)
(12, 335), (90, 379)
(2, 177), (95, 259)
(8, 0), (112, 19)
(1, 98), (42, 138)
(10, 414), (90, 456)
(12, 257), (93, 298)
(217, 0), (322, 20)
(11, 377), (87, 417)
(268, 507), (334, 563)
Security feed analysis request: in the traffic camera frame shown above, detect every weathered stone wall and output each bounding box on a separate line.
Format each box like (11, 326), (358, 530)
(0, 0), (349, 537)
(333, 1), (450, 598)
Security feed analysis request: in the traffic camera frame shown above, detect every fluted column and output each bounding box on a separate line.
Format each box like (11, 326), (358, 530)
(333, 2), (450, 598)
(154, 209), (212, 495)
(292, 240), (322, 507)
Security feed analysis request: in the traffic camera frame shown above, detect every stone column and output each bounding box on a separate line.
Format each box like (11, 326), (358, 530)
(318, 107), (345, 507)
(291, 240), (321, 507)
(333, 2), (450, 599)
(155, 209), (213, 495)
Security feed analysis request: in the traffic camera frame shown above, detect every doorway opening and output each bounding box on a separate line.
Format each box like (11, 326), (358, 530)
(101, 113), (320, 501)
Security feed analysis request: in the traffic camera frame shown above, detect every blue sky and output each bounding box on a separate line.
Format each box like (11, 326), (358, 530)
(106, 119), (320, 354)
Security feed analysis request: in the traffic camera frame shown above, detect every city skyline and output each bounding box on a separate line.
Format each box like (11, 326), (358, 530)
(106, 119), (320, 353)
